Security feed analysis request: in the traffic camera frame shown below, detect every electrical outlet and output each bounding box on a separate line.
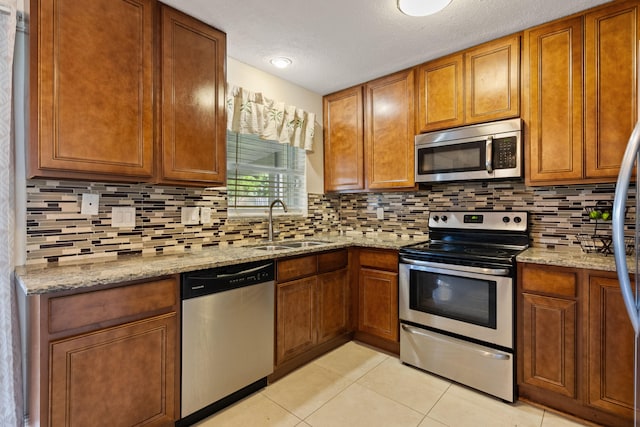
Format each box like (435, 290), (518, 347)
(80, 193), (99, 215)
(111, 207), (136, 228)
(200, 207), (212, 225)
(376, 207), (384, 220)
(181, 207), (200, 225)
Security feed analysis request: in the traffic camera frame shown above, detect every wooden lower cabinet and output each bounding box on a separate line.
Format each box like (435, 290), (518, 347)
(358, 268), (398, 342)
(276, 276), (317, 363)
(317, 268), (350, 344)
(273, 249), (351, 379)
(518, 263), (634, 426)
(29, 277), (180, 427)
(50, 314), (177, 426)
(588, 274), (635, 419)
(521, 293), (577, 398)
(354, 248), (399, 353)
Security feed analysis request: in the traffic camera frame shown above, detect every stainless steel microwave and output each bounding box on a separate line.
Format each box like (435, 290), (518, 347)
(415, 118), (522, 183)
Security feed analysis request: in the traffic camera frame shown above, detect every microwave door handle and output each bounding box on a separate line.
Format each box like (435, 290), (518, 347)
(485, 136), (493, 174)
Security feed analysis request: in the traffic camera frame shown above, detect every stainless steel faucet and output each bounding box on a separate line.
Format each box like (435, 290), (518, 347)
(268, 199), (287, 242)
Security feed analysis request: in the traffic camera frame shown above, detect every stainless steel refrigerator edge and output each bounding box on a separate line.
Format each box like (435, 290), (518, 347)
(612, 120), (640, 427)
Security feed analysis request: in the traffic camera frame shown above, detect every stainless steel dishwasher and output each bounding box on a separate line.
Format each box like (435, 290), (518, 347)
(178, 260), (275, 426)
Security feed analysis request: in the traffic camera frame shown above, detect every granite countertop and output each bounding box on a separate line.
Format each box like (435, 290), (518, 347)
(18, 232), (636, 296)
(517, 246), (636, 274)
(15, 233), (428, 295)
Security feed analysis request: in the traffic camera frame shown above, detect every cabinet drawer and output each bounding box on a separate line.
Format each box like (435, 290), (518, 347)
(359, 249), (398, 272)
(521, 264), (577, 297)
(277, 255), (317, 282)
(318, 249), (348, 273)
(48, 278), (177, 334)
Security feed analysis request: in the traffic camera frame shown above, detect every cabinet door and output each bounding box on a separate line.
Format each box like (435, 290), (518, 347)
(159, 6), (227, 186)
(323, 86), (365, 192)
(276, 277), (316, 365)
(30, 0), (154, 180)
(521, 293), (577, 398)
(416, 54), (464, 132)
(358, 268), (398, 342)
(317, 268), (350, 344)
(588, 274), (634, 419)
(525, 17), (584, 184)
(49, 313), (177, 426)
(365, 70), (415, 190)
(584, 2), (639, 179)
(464, 35), (520, 125)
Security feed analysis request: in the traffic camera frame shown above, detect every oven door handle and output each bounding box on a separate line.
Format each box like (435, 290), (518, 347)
(399, 257), (511, 276)
(401, 324), (510, 361)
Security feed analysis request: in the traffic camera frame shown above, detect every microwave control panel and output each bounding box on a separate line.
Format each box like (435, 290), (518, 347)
(493, 137), (517, 169)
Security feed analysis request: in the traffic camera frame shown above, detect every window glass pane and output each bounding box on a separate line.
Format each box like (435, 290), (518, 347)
(226, 131), (306, 216)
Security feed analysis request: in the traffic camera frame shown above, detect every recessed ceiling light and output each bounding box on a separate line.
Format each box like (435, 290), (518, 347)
(270, 57), (293, 69)
(397, 0), (452, 16)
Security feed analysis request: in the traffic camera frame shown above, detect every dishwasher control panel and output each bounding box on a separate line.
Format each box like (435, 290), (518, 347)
(181, 260), (275, 299)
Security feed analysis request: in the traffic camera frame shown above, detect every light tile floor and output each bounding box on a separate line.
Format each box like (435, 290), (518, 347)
(194, 341), (591, 427)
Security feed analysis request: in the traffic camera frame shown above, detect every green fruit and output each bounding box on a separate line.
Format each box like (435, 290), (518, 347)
(601, 212), (611, 221)
(589, 210), (601, 220)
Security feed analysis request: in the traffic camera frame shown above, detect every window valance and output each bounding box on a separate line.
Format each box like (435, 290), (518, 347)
(226, 85), (315, 151)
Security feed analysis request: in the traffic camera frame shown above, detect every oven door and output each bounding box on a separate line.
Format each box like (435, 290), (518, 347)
(399, 258), (513, 349)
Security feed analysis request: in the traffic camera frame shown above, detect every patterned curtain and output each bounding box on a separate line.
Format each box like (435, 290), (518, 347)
(226, 85), (316, 151)
(0, 2), (22, 426)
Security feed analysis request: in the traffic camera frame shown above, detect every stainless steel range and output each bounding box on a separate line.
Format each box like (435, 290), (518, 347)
(399, 210), (529, 402)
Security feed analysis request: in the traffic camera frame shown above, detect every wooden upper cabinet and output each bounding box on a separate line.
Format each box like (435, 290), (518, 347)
(584, 1), (639, 179)
(158, 6), (227, 186)
(525, 1), (639, 185)
(525, 17), (584, 184)
(464, 35), (520, 125)
(30, 0), (154, 180)
(416, 35), (520, 133)
(365, 69), (416, 190)
(323, 86), (365, 192)
(416, 54), (464, 132)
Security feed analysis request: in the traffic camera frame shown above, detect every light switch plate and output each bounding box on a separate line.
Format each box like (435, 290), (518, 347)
(200, 207), (212, 225)
(181, 207), (200, 225)
(80, 193), (99, 215)
(376, 207), (384, 220)
(111, 207), (136, 228)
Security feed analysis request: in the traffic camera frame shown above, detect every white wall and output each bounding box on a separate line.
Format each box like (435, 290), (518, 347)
(227, 57), (324, 194)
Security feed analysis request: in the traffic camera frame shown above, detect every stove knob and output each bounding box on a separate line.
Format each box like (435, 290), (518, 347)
(441, 215), (448, 222)
(432, 215), (439, 222)
(502, 216), (510, 223)
(514, 216), (522, 224)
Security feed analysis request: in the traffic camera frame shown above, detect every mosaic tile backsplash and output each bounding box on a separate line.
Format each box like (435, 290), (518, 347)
(25, 179), (635, 264)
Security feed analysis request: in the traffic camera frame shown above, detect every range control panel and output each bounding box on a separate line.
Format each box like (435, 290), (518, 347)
(428, 211), (528, 232)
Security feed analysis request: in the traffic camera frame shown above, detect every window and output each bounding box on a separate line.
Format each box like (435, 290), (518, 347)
(226, 131), (307, 216)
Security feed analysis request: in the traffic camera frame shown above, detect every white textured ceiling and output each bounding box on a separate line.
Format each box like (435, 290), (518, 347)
(160, 0), (613, 95)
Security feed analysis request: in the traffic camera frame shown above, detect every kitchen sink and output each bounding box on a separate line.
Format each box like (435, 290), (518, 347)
(252, 244), (291, 251)
(250, 241), (330, 251)
(279, 241), (328, 248)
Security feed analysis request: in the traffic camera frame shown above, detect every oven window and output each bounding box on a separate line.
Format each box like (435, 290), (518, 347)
(417, 140), (486, 174)
(409, 270), (497, 329)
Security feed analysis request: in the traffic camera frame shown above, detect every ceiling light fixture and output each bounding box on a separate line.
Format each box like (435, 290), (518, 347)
(270, 57), (293, 69)
(397, 0), (452, 16)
